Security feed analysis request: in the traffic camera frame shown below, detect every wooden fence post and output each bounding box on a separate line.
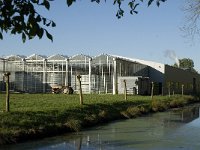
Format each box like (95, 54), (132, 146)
(4, 72), (11, 112)
(168, 82), (171, 98)
(77, 75), (83, 105)
(182, 84), (184, 96)
(123, 80), (127, 101)
(151, 82), (154, 100)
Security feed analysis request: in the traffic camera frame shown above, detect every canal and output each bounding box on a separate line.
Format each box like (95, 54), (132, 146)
(2, 104), (200, 150)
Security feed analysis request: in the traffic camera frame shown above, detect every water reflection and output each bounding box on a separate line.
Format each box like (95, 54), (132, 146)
(2, 104), (200, 150)
(163, 106), (199, 128)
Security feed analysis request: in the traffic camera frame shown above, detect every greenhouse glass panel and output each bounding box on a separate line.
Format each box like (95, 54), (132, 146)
(92, 54), (115, 94)
(23, 72), (43, 93)
(45, 55), (69, 92)
(0, 59), (5, 91)
(47, 54), (67, 61)
(69, 54), (92, 93)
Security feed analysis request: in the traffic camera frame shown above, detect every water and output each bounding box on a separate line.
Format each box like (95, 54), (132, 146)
(2, 104), (200, 150)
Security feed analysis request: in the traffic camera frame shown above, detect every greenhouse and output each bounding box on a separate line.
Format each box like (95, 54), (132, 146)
(1, 53), (199, 95)
(0, 53), (150, 94)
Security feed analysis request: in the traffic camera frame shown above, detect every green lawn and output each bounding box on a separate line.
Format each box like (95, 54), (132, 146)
(0, 94), (151, 111)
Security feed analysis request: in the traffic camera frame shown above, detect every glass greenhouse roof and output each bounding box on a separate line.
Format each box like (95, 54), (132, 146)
(92, 53), (115, 64)
(5, 55), (26, 61)
(70, 54), (92, 62)
(26, 54), (47, 61)
(47, 54), (68, 61)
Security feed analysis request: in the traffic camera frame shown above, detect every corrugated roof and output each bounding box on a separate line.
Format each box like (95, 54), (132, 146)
(111, 54), (165, 73)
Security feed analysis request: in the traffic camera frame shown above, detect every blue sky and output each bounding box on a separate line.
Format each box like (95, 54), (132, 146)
(1, 0), (200, 72)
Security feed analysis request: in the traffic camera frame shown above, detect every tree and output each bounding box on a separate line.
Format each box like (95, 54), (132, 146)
(182, 0), (200, 40)
(179, 58), (194, 69)
(0, 0), (55, 42)
(173, 58), (198, 73)
(0, 0), (166, 42)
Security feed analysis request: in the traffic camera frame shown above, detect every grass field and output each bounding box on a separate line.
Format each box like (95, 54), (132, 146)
(0, 94), (150, 111)
(0, 93), (199, 144)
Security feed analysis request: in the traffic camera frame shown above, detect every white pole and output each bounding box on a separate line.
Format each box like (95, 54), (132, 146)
(89, 58), (92, 94)
(112, 58), (117, 95)
(65, 58), (69, 86)
(182, 84), (184, 96)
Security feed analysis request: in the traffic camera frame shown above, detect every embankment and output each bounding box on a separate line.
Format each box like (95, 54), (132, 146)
(0, 94), (199, 145)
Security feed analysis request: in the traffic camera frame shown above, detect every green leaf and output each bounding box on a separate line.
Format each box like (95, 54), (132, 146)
(0, 32), (3, 40)
(128, 2), (133, 8)
(31, 0), (39, 4)
(148, 0), (154, 6)
(51, 21), (56, 27)
(28, 22), (38, 37)
(91, 0), (100, 3)
(45, 29), (53, 42)
(156, 1), (160, 7)
(42, 18), (46, 25)
(36, 15), (42, 22)
(11, 29), (16, 34)
(157, 0), (167, 7)
(66, 0), (76, 7)
(44, 0), (50, 10)
(22, 32), (26, 43)
(37, 28), (44, 39)
(134, 4), (139, 10)
(46, 22), (51, 27)
(130, 10), (138, 14)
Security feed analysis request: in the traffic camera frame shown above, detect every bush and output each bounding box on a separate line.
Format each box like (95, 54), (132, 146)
(83, 114), (99, 126)
(120, 111), (131, 119)
(126, 106), (141, 118)
(169, 99), (185, 108)
(98, 110), (109, 121)
(151, 99), (169, 112)
(64, 119), (81, 132)
(138, 105), (151, 114)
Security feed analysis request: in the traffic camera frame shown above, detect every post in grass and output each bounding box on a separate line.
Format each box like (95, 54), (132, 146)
(151, 82), (154, 100)
(77, 75), (83, 105)
(123, 80), (127, 100)
(182, 84), (184, 96)
(4, 72), (11, 112)
(168, 82), (171, 98)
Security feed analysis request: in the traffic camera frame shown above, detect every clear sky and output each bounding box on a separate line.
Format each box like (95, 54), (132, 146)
(1, 0), (200, 72)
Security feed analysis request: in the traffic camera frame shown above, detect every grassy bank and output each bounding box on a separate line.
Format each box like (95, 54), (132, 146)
(0, 94), (199, 145)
